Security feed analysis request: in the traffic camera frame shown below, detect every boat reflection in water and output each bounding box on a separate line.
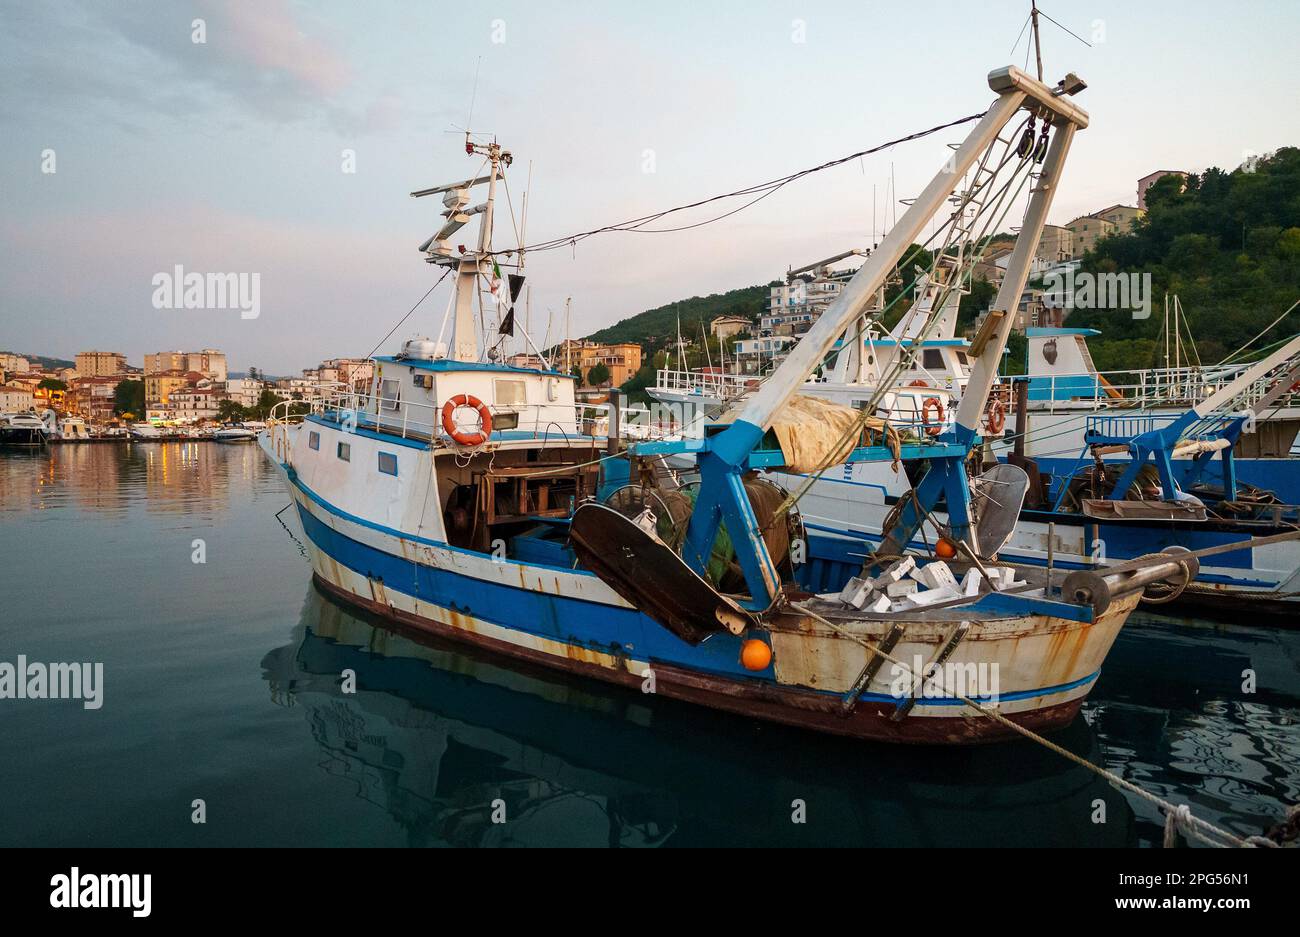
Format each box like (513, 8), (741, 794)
(262, 584), (1137, 847)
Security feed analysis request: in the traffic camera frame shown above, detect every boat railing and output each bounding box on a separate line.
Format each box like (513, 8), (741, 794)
(653, 369), (758, 401)
(290, 388), (686, 448)
(1033, 364), (1300, 415)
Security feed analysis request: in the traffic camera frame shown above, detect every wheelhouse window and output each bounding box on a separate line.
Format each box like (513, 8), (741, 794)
(494, 379), (526, 407)
(308, 431), (320, 450)
(380, 378), (401, 412)
(922, 349), (944, 370)
(337, 441), (351, 462)
(377, 452), (398, 476)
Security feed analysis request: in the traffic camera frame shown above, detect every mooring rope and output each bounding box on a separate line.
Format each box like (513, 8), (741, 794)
(792, 601), (1281, 848)
(274, 504), (309, 560)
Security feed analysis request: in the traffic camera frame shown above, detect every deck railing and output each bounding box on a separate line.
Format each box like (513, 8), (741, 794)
(653, 369), (759, 402)
(266, 387), (680, 459)
(1033, 364), (1300, 414)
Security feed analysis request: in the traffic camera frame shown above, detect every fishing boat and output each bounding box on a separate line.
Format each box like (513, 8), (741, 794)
(264, 65), (1208, 744)
(1009, 320), (1300, 502)
(258, 584), (1135, 846)
(785, 345), (1300, 620)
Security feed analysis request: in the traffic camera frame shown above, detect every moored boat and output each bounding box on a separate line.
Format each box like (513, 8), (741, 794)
(263, 65), (1209, 743)
(213, 424), (258, 443)
(0, 411), (50, 448)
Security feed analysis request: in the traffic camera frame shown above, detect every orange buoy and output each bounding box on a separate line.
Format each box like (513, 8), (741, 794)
(936, 538), (958, 560)
(740, 638), (772, 671)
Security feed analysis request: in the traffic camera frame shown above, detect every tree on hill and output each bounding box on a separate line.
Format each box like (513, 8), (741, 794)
(1070, 148), (1300, 367)
(586, 362), (610, 386)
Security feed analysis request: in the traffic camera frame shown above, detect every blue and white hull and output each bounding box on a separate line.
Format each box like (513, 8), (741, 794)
(262, 412), (1140, 744)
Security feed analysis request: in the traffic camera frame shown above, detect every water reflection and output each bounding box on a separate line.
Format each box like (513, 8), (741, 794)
(0, 442), (271, 520)
(264, 585), (1138, 847)
(1087, 612), (1300, 842)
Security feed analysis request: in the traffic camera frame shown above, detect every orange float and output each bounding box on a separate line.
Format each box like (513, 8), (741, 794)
(740, 639), (773, 671)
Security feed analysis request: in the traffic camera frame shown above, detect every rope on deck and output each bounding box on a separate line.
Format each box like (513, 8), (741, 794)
(793, 601), (1282, 849)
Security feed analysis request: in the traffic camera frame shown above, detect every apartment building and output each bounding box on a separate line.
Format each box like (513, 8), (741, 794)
(573, 343), (643, 387)
(222, 377), (263, 408)
(144, 349), (228, 383)
(75, 351), (127, 376)
(709, 315), (752, 340)
(0, 384), (35, 411)
(145, 369), (209, 405)
(170, 388), (221, 422)
(69, 376), (124, 422)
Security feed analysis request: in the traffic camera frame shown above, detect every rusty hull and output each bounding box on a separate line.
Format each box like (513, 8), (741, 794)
(311, 572), (1129, 745)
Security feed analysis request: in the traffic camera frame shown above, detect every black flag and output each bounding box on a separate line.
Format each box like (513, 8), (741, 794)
(499, 273), (525, 335)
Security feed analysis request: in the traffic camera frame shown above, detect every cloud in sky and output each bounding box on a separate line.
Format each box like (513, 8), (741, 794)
(0, 0), (397, 134)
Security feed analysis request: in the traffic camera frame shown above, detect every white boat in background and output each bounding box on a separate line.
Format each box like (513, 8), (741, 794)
(0, 411), (50, 448)
(57, 417), (92, 441)
(214, 424), (258, 443)
(1008, 325), (1300, 502)
(128, 423), (165, 440)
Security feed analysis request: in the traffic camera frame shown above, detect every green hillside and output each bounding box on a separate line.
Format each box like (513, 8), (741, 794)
(1067, 147), (1300, 370)
(585, 284), (769, 346)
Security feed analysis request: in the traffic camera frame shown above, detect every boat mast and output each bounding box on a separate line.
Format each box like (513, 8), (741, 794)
(412, 135), (513, 363)
(1030, 1), (1045, 81)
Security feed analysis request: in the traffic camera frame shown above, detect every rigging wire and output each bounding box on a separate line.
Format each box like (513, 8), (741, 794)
(363, 267), (453, 360)
(487, 111), (990, 257)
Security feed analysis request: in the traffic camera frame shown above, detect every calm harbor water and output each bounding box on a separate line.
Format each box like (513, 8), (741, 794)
(1, 442), (1296, 847)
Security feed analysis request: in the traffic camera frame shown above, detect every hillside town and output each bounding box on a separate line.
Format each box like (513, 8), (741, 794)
(708, 171), (1183, 376)
(0, 347), (375, 439)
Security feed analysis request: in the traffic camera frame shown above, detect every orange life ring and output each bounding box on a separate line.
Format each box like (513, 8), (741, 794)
(921, 396), (945, 437)
(908, 380), (929, 388)
(441, 394), (492, 446)
(985, 397), (1006, 435)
